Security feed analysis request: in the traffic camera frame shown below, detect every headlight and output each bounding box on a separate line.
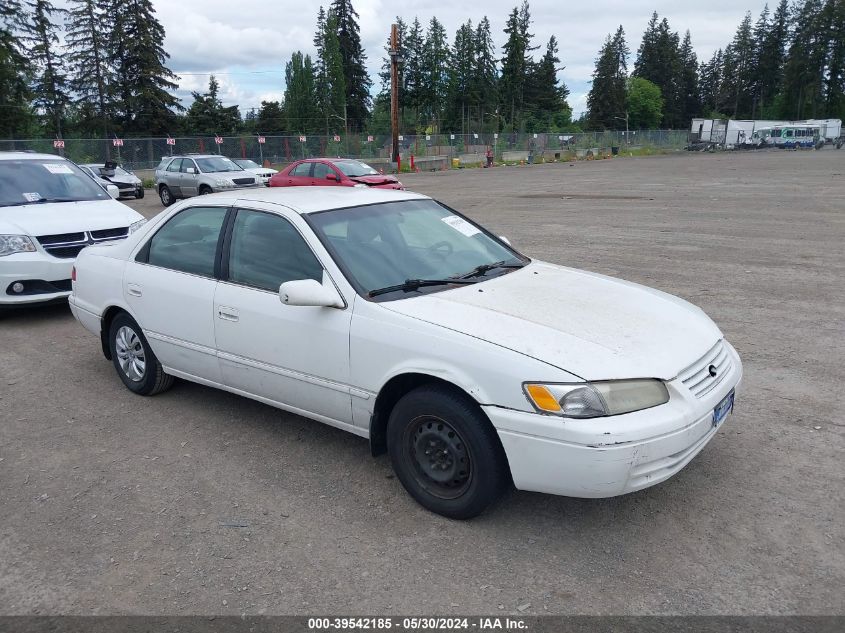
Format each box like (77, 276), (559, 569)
(214, 178), (234, 187)
(0, 235), (37, 257)
(128, 219), (147, 234)
(353, 183), (368, 188)
(524, 380), (669, 418)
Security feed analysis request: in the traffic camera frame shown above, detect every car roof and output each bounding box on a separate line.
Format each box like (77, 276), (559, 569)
(199, 186), (427, 215)
(0, 151), (69, 161)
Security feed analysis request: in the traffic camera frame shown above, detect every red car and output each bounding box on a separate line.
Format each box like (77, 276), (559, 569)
(269, 158), (404, 190)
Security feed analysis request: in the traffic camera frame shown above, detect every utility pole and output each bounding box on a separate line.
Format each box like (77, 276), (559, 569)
(389, 23), (401, 166)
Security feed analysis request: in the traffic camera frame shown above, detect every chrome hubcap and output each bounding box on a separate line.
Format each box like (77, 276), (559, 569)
(115, 326), (146, 382)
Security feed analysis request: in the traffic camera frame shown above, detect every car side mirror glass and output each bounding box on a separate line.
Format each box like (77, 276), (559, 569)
(279, 278), (343, 308)
(106, 184), (120, 199)
(326, 173), (336, 181)
(499, 235), (511, 246)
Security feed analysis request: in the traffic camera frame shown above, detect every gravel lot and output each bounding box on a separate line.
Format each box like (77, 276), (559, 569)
(1, 150), (843, 615)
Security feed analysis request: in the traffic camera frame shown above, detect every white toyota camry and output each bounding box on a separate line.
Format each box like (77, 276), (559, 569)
(69, 187), (741, 519)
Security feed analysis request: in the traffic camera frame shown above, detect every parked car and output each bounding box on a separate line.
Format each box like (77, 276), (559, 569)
(0, 152), (146, 307)
(154, 154), (261, 206)
(69, 187), (741, 519)
(233, 159), (277, 186)
(270, 158), (403, 190)
(81, 162), (144, 199)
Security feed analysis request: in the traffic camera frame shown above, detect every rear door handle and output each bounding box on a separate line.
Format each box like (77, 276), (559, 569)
(127, 283), (142, 297)
(217, 306), (239, 322)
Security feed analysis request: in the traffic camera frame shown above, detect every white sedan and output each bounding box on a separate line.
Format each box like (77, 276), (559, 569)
(69, 188), (741, 519)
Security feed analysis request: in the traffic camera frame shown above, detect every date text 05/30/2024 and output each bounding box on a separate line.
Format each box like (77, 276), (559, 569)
(308, 617), (528, 630)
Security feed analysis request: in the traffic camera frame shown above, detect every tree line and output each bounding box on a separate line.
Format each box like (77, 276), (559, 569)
(587, 0), (845, 130)
(1, 0), (843, 141)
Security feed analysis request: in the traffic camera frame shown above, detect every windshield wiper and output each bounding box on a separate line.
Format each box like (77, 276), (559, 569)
(369, 278), (478, 298)
(5, 197), (78, 206)
(458, 259), (526, 279)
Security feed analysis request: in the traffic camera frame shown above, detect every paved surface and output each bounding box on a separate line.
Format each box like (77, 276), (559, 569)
(1, 151), (843, 615)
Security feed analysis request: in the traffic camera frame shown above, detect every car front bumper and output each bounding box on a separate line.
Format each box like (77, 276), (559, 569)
(484, 342), (743, 498)
(0, 252), (73, 305)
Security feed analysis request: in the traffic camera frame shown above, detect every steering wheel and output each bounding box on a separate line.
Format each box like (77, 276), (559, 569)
(428, 241), (453, 257)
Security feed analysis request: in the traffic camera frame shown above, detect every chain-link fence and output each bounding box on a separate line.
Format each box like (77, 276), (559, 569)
(0, 130), (689, 172)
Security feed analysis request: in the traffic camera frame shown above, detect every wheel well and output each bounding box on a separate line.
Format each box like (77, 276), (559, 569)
(199, 184), (212, 192)
(369, 373), (480, 456)
(99, 306), (127, 360)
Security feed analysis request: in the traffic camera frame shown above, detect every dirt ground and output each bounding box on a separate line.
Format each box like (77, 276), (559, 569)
(1, 150), (843, 616)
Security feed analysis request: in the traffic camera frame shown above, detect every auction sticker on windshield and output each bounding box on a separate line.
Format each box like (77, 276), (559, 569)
(43, 163), (74, 175)
(23, 192), (42, 202)
(442, 215), (480, 237)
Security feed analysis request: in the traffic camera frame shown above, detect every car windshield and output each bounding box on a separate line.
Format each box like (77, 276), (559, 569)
(235, 160), (260, 169)
(334, 160), (379, 177)
(195, 156), (243, 173)
(0, 158), (110, 206)
(308, 199), (526, 300)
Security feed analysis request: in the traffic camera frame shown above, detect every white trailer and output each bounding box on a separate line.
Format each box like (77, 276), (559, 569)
(690, 118), (843, 149)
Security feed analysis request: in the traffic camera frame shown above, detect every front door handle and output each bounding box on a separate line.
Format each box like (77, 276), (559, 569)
(127, 283), (142, 297)
(217, 306), (239, 322)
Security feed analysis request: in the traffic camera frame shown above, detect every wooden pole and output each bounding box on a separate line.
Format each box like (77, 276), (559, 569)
(390, 23), (400, 166)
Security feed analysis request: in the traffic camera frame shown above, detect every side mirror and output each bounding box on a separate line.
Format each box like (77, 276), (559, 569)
(279, 278), (344, 308)
(326, 173), (337, 181)
(106, 184), (120, 199)
(499, 235), (511, 246)
(186, 167), (196, 174)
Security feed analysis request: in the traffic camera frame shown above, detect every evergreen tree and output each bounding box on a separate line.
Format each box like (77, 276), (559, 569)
(726, 12), (756, 118)
(65, 0), (112, 138)
(677, 31), (700, 123)
(330, 0), (370, 131)
(525, 35), (570, 128)
(499, 1), (537, 128)
(471, 17), (499, 130)
(256, 100), (286, 134)
(20, 0), (69, 137)
(284, 51), (319, 133)
(315, 7), (347, 135)
(445, 20), (475, 132)
(184, 76), (241, 135)
(699, 49), (724, 116)
(403, 17), (425, 124)
(587, 26), (628, 130)
(780, 0), (828, 118)
(108, 0), (180, 135)
(0, 0), (32, 137)
(421, 16), (449, 129)
(825, 0), (845, 118)
(633, 14), (681, 127)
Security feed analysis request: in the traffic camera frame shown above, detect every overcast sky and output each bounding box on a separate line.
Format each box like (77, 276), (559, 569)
(144, 0), (769, 116)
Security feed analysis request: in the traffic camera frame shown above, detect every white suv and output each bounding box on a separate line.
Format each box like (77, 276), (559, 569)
(0, 152), (146, 306)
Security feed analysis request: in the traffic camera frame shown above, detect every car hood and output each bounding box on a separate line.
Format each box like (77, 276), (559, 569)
(245, 167), (277, 176)
(0, 199), (143, 236)
(381, 261), (722, 381)
(349, 174), (399, 185)
(103, 174), (141, 185)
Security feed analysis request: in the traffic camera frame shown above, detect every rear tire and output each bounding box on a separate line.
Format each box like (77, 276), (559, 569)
(387, 385), (510, 519)
(108, 312), (174, 396)
(159, 185), (174, 206)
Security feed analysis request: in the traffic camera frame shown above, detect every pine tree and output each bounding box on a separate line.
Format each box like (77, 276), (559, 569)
(445, 20), (475, 132)
(256, 100), (286, 134)
(421, 16), (449, 129)
(633, 14), (681, 127)
(0, 0), (32, 137)
(108, 0), (180, 135)
(471, 17), (498, 130)
(699, 49), (724, 116)
(780, 0), (828, 118)
(726, 12), (756, 118)
(525, 36), (570, 124)
(403, 17), (425, 124)
(20, 0), (69, 137)
(499, 1), (537, 129)
(315, 7), (347, 135)
(184, 76), (241, 135)
(330, 0), (370, 131)
(587, 26), (628, 130)
(825, 0), (845, 118)
(65, 0), (112, 138)
(677, 31), (700, 123)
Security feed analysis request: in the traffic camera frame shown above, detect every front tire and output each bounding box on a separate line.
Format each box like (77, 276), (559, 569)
(108, 312), (174, 396)
(136, 187), (145, 199)
(198, 185), (212, 195)
(387, 385), (510, 519)
(159, 185), (174, 206)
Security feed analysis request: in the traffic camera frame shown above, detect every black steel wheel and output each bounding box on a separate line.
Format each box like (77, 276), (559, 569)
(387, 385), (510, 519)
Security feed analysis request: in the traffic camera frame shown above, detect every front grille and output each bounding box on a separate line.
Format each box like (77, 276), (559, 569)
(233, 177), (255, 185)
(37, 232), (85, 246)
(91, 227), (128, 241)
(113, 182), (134, 190)
(678, 340), (733, 398)
(36, 227), (129, 259)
